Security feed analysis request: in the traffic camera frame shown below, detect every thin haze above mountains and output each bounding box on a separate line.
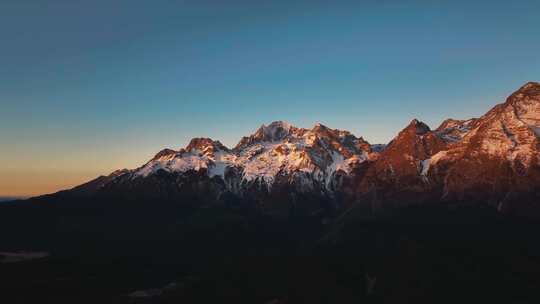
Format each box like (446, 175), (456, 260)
(1, 1), (540, 197)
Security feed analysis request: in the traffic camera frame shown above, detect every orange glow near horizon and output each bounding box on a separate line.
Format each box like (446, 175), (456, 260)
(0, 170), (104, 197)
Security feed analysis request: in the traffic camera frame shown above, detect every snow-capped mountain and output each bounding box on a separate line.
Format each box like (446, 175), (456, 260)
(100, 121), (377, 205)
(435, 118), (478, 143)
(360, 82), (540, 214)
(358, 118), (449, 206)
(423, 82), (540, 213)
(60, 82), (540, 216)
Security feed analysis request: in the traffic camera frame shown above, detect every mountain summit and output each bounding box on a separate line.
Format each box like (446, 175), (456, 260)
(49, 82), (540, 216)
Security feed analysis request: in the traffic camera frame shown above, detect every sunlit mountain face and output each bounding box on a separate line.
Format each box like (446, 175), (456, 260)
(1, 83), (539, 303)
(2, 0), (540, 301)
(34, 82), (538, 217)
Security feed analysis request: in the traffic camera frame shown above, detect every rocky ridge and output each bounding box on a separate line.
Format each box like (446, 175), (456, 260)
(62, 82), (540, 215)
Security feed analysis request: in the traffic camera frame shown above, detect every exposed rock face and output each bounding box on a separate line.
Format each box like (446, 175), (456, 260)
(357, 82), (540, 214)
(234, 121), (300, 151)
(359, 119), (449, 206)
(56, 82), (540, 216)
(435, 118), (478, 143)
(424, 82), (540, 214)
(93, 121), (377, 213)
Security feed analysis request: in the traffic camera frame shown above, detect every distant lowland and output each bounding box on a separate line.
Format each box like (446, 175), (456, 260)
(0, 197), (24, 202)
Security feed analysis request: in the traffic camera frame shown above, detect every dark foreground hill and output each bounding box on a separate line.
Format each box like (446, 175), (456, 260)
(1, 200), (540, 304)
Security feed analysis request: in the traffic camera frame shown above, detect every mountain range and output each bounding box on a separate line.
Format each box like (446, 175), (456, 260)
(39, 81), (540, 217)
(2, 82), (540, 304)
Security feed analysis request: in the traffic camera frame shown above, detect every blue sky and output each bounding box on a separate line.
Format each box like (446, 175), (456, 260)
(1, 0), (539, 196)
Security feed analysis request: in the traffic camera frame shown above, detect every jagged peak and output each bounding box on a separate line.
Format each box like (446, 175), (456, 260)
(186, 138), (228, 152)
(265, 120), (293, 130)
(151, 148), (177, 160)
(311, 122), (357, 136)
(518, 81), (540, 92)
(109, 168), (130, 177)
(507, 81), (540, 104)
(436, 118), (466, 132)
(438, 118), (461, 127)
(257, 121), (296, 137)
(406, 119), (431, 135)
(312, 122), (328, 130)
(254, 120), (296, 134)
(312, 123), (350, 137)
(310, 123), (348, 140)
(234, 121), (299, 150)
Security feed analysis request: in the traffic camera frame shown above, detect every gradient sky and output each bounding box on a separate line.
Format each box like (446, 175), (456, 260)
(1, 0), (539, 197)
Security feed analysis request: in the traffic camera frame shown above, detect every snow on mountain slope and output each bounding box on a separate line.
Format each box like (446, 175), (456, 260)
(358, 118), (449, 202)
(429, 82), (540, 167)
(126, 121), (375, 193)
(415, 82), (540, 177)
(64, 82), (539, 214)
(435, 118), (477, 143)
(418, 82), (540, 207)
(134, 138), (236, 178)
